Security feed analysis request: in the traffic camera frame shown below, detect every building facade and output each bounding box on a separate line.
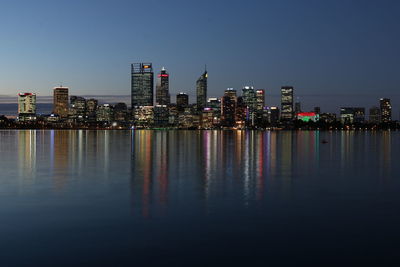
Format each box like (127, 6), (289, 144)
(53, 87), (69, 118)
(256, 89), (265, 111)
(281, 86), (294, 121)
(340, 107), (365, 124)
(18, 93), (36, 121)
(196, 69), (208, 111)
(369, 107), (381, 123)
(380, 98), (392, 123)
(131, 63), (154, 108)
(176, 93), (189, 112)
(156, 67), (170, 106)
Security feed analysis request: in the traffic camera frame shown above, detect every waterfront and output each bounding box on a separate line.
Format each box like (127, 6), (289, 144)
(0, 130), (399, 266)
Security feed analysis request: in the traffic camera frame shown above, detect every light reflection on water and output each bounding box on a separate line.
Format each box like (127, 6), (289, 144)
(0, 130), (399, 266)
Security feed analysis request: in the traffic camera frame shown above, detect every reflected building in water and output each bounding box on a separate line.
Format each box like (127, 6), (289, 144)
(18, 130), (37, 181)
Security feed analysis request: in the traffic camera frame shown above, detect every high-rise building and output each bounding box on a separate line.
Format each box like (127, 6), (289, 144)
(221, 95), (236, 127)
(70, 96), (86, 121)
(207, 98), (221, 110)
(369, 107), (381, 124)
(340, 107), (365, 124)
(156, 67), (170, 105)
(256, 89), (265, 111)
(176, 93), (189, 112)
(131, 63), (154, 108)
(281, 86), (294, 121)
(96, 104), (114, 122)
(154, 105), (169, 127)
(242, 86), (257, 111)
(18, 93), (36, 121)
(114, 102), (128, 122)
(224, 88), (237, 101)
(267, 107), (280, 126)
(207, 97), (222, 123)
(196, 69), (208, 111)
(380, 98), (392, 123)
(86, 98), (98, 121)
(242, 86), (257, 126)
(53, 87), (69, 118)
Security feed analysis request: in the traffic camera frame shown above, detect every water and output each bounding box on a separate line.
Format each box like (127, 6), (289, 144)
(0, 130), (399, 266)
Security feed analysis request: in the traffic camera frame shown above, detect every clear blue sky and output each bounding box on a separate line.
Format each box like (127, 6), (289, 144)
(0, 0), (399, 114)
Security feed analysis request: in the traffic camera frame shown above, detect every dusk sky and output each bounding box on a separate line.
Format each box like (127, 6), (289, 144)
(1, 0), (399, 115)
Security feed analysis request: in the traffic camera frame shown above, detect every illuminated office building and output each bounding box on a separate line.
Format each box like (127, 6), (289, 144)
(18, 93), (36, 121)
(114, 102), (128, 122)
(221, 88), (237, 127)
(221, 95), (236, 127)
(369, 107), (381, 124)
(256, 89), (265, 110)
(281, 86), (294, 121)
(70, 96), (86, 121)
(176, 93), (189, 112)
(319, 113), (336, 123)
(380, 98), (392, 123)
(131, 63), (154, 108)
(154, 105), (169, 127)
(196, 69), (208, 111)
(156, 67), (170, 105)
(133, 106), (154, 127)
(236, 96), (246, 127)
(96, 104), (113, 122)
(53, 87), (69, 118)
(267, 106), (280, 125)
(242, 86), (257, 113)
(340, 107), (365, 124)
(86, 98), (98, 121)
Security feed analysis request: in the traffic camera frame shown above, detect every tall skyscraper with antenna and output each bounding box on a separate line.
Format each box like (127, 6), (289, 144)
(156, 67), (170, 105)
(196, 66), (208, 111)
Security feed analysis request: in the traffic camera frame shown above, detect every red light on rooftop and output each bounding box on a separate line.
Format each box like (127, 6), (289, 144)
(297, 112), (316, 116)
(158, 74), (169, 77)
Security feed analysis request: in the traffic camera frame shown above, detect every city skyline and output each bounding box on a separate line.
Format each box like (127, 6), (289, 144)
(1, 68), (398, 119)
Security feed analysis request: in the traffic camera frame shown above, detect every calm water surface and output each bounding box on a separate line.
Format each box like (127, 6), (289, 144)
(0, 130), (399, 266)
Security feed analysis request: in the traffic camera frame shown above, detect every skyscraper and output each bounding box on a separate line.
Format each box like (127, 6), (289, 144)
(242, 86), (257, 111)
(156, 67), (170, 105)
(18, 93), (36, 121)
(86, 98), (98, 121)
(53, 87), (69, 118)
(131, 63), (154, 108)
(281, 86), (294, 121)
(196, 68), (207, 111)
(70, 96), (86, 121)
(380, 98), (392, 123)
(176, 93), (189, 112)
(369, 106), (381, 123)
(221, 88), (237, 127)
(221, 95), (236, 127)
(256, 89), (265, 111)
(242, 86), (257, 125)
